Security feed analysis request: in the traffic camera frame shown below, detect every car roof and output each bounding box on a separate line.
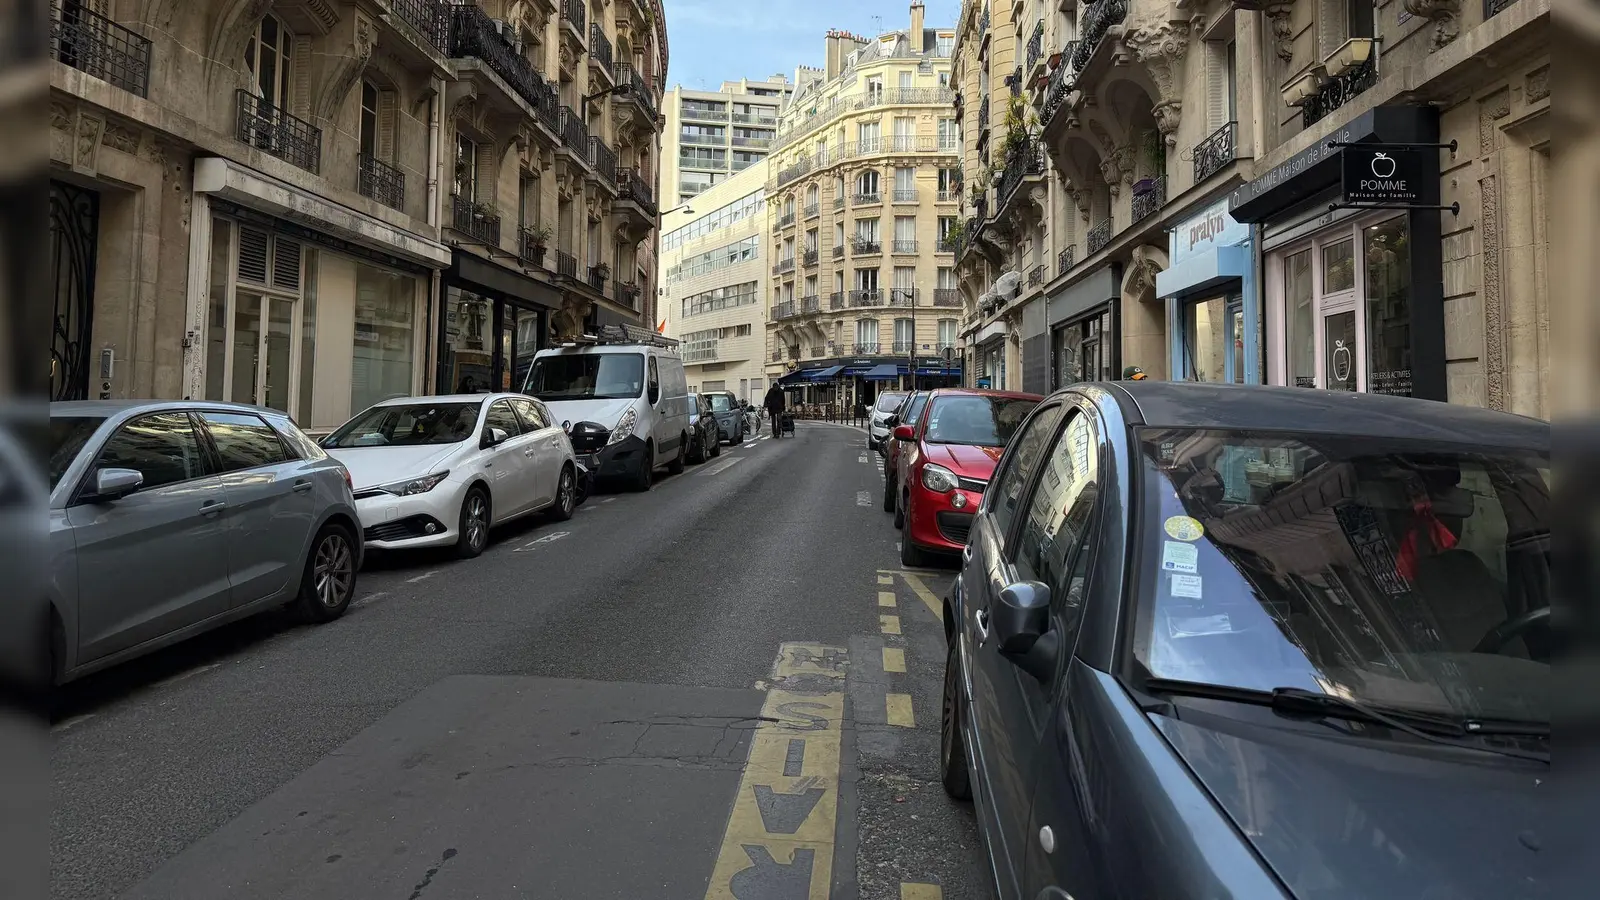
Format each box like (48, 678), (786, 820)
(924, 388), (1043, 402)
(1098, 381), (1549, 448)
(50, 399), (294, 418)
(370, 393), (512, 406)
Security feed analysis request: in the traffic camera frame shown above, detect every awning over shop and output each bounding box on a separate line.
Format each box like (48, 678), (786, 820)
(916, 366), (962, 377)
(841, 366), (871, 377)
(777, 369), (813, 385)
(805, 365), (846, 381)
(862, 363), (903, 380)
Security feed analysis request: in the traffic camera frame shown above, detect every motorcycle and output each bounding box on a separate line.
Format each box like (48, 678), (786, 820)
(564, 419), (599, 504)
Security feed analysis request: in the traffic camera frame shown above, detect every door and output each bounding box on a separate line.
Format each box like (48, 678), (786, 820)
(510, 397), (564, 506)
(645, 355), (667, 460)
(1317, 235), (1361, 392)
(959, 402), (1065, 894)
(67, 411), (233, 664)
(197, 410), (317, 607)
(481, 399), (536, 516)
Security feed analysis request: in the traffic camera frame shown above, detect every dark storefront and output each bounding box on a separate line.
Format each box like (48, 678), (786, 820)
(1046, 264), (1121, 389)
(437, 249), (562, 395)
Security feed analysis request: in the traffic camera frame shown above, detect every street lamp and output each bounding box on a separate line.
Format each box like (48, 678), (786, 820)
(892, 288), (916, 391)
(580, 83), (633, 117)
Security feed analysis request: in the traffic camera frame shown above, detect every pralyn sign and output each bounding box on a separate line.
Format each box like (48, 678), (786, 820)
(1341, 146), (1423, 205)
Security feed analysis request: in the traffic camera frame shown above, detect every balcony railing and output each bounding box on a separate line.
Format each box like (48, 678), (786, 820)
(803, 202), (820, 219)
(618, 282), (641, 309)
(891, 340), (916, 354)
(854, 191), (882, 206)
(795, 295), (818, 315)
(772, 349), (783, 362)
(803, 248), (819, 267)
(1132, 175), (1166, 224)
(733, 112), (779, 126)
(850, 290), (884, 307)
(937, 189), (959, 203)
(561, 0), (586, 33)
(1026, 21), (1044, 74)
(682, 103), (727, 121)
(617, 167), (657, 214)
(555, 250), (578, 278)
(50, 0), (152, 97)
(588, 265), (608, 293)
(892, 189), (918, 204)
(1074, 0), (1128, 72)
(518, 227), (546, 266)
(679, 132), (725, 146)
(589, 23), (613, 75)
(933, 288), (961, 307)
(852, 239), (883, 255)
(888, 288), (917, 307)
(559, 106), (589, 155)
(774, 257), (795, 274)
(977, 97), (990, 132)
(1058, 245), (1076, 275)
(1486, 0), (1518, 16)
(1193, 121), (1237, 184)
(1043, 43), (1079, 123)
(1027, 264), (1046, 287)
(832, 245), (846, 259)
(389, 0), (452, 56)
(938, 235), (957, 254)
(358, 153), (405, 210)
(615, 62), (658, 123)
(978, 9), (990, 40)
(775, 156), (813, 187)
(826, 291), (844, 310)
(731, 135), (773, 148)
(589, 135), (616, 185)
(1086, 218), (1112, 255)
(1302, 56), (1377, 129)
(235, 90), (321, 173)
(892, 240), (918, 254)
(889, 87), (957, 105)
(854, 342), (882, 355)
(834, 195), (846, 209)
(451, 3), (559, 131)
(451, 193), (500, 245)
(998, 140), (1044, 208)
(773, 300), (797, 320)
(776, 212), (795, 229)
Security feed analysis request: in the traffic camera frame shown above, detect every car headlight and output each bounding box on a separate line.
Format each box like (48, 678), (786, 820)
(922, 464), (959, 494)
(377, 470), (450, 496)
(606, 408), (638, 446)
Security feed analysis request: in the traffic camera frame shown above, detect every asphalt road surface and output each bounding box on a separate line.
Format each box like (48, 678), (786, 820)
(51, 421), (991, 900)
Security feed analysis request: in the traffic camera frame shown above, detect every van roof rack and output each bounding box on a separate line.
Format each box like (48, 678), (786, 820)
(590, 323), (680, 349)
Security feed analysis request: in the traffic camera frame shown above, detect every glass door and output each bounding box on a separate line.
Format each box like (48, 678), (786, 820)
(1315, 235), (1361, 392)
(226, 291), (302, 412)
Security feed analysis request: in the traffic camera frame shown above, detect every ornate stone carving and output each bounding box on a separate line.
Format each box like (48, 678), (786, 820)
(1481, 172), (1504, 409)
(1404, 0), (1463, 51)
(313, 13), (380, 122)
(1122, 21), (1189, 108)
(1098, 156), (1123, 196)
(1152, 100), (1182, 150)
(49, 101), (71, 132)
(1263, 2), (1295, 64)
(102, 121), (141, 154)
(1479, 89), (1510, 155)
(74, 113), (105, 172)
(1122, 244), (1169, 301)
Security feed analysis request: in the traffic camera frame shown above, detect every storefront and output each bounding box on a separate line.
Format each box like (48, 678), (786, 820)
(1230, 106), (1446, 400)
(190, 157), (450, 433)
(1157, 197), (1259, 383)
(437, 249), (563, 396)
(972, 320), (1008, 390)
(1045, 265), (1119, 389)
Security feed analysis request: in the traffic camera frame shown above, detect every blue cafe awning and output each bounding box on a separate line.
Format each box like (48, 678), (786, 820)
(862, 363), (904, 380)
(805, 365), (846, 381)
(777, 368), (815, 385)
(915, 366), (962, 377)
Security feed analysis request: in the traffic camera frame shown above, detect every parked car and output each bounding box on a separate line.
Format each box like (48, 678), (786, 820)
(322, 393), (577, 559)
(704, 390), (746, 445)
(686, 392), (723, 463)
(867, 390), (909, 451)
(46, 401), (362, 684)
(941, 382), (1551, 900)
(526, 327), (690, 491)
(881, 391), (929, 513)
(894, 389), (1042, 567)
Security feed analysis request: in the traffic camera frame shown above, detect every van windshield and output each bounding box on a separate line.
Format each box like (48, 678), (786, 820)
(527, 353), (646, 401)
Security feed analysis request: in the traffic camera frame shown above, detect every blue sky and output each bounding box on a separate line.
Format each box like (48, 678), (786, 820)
(662, 0), (962, 93)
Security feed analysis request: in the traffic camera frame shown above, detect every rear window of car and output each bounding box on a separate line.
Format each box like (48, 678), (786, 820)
(875, 392), (907, 413)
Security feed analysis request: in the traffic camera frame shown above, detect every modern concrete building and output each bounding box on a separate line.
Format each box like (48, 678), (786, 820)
(46, 0), (667, 431)
(763, 4), (963, 409)
(661, 75), (793, 206)
(659, 159), (771, 403)
(949, 0), (1550, 417)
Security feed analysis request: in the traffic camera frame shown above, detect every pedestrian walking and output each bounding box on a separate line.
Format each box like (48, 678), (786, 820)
(763, 383), (786, 439)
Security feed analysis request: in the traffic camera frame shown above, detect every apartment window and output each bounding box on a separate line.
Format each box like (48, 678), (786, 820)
(732, 151), (764, 170)
(937, 119), (958, 151)
(856, 318), (880, 348)
(937, 318), (957, 346)
(834, 272), (846, 294)
(938, 71), (950, 87)
(835, 222), (845, 247)
(806, 184), (819, 207)
(865, 75), (883, 102)
(894, 318), (914, 346)
(858, 119), (881, 151)
(894, 116), (915, 140)
(359, 82), (379, 159)
(893, 266), (915, 293)
(519, 175), (539, 229)
(898, 70), (913, 90)
(805, 229), (819, 253)
(455, 134), (477, 200)
(680, 147), (727, 168)
(834, 176), (846, 200)
(245, 14), (293, 111)
(937, 216), (957, 241)
(804, 275), (818, 296)
(855, 268), (880, 291)
(937, 267), (956, 289)
(855, 217), (880, 242)
(681, 124), (726, 140)
(895, 167), (915, 193)
(736, 324), (753, 336)
(894, 216), (916, 246)
(935, 34), (954, 57)
(782, 237), (795, 259)
(856, 170), (880, 197)
(783, 196), (795, 216)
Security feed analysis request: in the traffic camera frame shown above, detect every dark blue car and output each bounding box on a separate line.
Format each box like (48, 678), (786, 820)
(941, 381), (1551, 900)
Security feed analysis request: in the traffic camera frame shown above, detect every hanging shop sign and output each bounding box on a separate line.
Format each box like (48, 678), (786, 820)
(1341, 146), (1423, 205)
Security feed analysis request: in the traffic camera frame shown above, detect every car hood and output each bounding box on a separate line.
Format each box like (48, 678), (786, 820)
(537, 398), (635, 431)
(920, 443), (1004, 479)
(325, 444), (462, 491)
(1155, 709), (1549, 900)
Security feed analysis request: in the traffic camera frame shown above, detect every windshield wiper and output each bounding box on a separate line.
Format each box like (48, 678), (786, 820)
(1142, 678), (1549, 763)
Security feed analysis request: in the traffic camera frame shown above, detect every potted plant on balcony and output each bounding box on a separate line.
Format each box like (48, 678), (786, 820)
(523, 224), (552, 266)
(594, 262), (611, 282)
(472, 200), (498, 221)
(1132, 131), (1165, 195)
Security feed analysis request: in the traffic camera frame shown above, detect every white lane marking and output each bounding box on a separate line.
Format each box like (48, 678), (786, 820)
(698, 456), (744, 477)
(858, 454), (869, 464)
(579, 505), (595, 512)
(352, 590), (389, 609)
(52, 713), (97, 734)
(152, 662), (222, 689)
(856, 491), (872, 507)
(406, 569), (440, 584)
(601, 497), (617, 503)
(515, 531), (570, 552)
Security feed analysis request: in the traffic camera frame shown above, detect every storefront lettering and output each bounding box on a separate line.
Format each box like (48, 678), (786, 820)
(1233, 128), (1354, 206)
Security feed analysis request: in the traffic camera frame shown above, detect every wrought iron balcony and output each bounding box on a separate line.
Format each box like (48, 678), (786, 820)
(787, 346), (801, 360)
(618, 282), (641, 309)
(450, 193), (501, 245)
(358, 153), (405, 210)
(50, 0), (152, 97)
(891, 340), (916, 354)
(850, 290), (884, 307)
(561, 0), (586, 33)
(389, 0), (451, 56)
(775, 156), (813, 187)
(998, 140), (1044, 208)
(1086, 218), (1112, 255)
(588, 264), (608, 293)
(777, 212), (796, 229)
(589, 135), (616, 185)
(978, 9), (990, 40)
(833, 195), (845, 210)
(977, 97), (990, 132)
(854, 342), (882, 355)
(615, 62), (658, 124)
(1131, 175), (1166, 224)
(852, 239), (882, 256)
(937, 189), (959, 203)
(803, 202), (820, 219)
(892, 189), (918, 204)
(1058, 245), (1076, 275)
(773, 300), (797, 320)
(854, 191), (882, 206)
(1074, 0), (1128, 72)
(617, 167), (657, 214)
(773, 257), (795, 274)
(589, 23), (613, 76)
(559, 106), (589, 155)
(555, 250), (578, 278)
(892, 240), (919, 254)
(772, 349), (783, 362)
(235, 90), (321, 173)
(933, 288), (961, 307)
(1193, 121), (1237, 184)
(801, 295), (822, 314)
(803, 248), (819, 267)
(1302, 56), (1377, 129)
(1026, 21), (1044, 74)
(832, 245), (845, 259)
(1043, 43), (1079, 123)
(1486, 0), (1518, 16)
(518, 226), (547, 266)
(1028, 264), (1046, 287)
(451, 3), (559, 130)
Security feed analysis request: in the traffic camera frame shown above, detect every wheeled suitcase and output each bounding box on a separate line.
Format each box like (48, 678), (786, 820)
(782, 413), (795, 435)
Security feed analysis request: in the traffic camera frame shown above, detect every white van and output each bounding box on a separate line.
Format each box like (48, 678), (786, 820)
(524, 325), (691, 490)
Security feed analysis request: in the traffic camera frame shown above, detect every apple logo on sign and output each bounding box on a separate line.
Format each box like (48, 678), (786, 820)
(1370, 152), (1397, 179)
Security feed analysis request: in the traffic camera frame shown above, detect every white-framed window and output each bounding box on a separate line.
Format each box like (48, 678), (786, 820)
(855, 317), (880, 347)
(855, 268), (880, 291)
(856, 170), (880, 198)
(246, 13), (293, 110)
(937, 318), (958, 346)
(855, 217), (880, 242)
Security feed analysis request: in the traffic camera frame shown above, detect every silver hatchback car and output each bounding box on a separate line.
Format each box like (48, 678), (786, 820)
(47, 401), (363, 684)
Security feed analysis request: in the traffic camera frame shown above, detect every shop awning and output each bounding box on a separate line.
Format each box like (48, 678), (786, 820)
(841, 365), (871, 377)
(916, 366), (962, 377)
(862, 363), (903, 380)
(805, 365), (846, 381)
(777, 369), (814, 385)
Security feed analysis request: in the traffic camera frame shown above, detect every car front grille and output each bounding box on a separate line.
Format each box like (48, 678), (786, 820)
(936, 511), (974, 546)
(957, 476), (989, 493)
(363, 514), (446, 543)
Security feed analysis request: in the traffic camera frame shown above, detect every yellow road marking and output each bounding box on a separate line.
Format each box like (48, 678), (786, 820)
(901, 883), (943, 900)
(897, 571), (944, 623)
(878, 591), (897, 608)
(704, 643), (847, 900)
(886, 693), (914, 727)
(879, 614), (901, 635)
(878, 574), (894, 585)
(882, 647), (906, 673)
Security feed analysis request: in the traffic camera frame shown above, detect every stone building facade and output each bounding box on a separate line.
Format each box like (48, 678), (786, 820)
(948, 0), (1549, 417)
(48, 0), (667, 431)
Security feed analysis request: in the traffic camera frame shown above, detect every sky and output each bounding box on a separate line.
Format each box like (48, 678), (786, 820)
(661, 0), (963, 94)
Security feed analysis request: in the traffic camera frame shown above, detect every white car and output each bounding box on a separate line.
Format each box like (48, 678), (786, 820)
(868, 390), (909, 452)
(322, 393), (577, 558)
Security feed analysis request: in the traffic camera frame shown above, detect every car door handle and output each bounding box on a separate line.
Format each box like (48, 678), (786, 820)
(974, 608), (990, 643)
(524, 448), (538, 457)
(199, 500), (227, 516)
(292, 479), (313, 493)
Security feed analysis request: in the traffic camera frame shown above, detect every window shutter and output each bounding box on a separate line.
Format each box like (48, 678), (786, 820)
(1205, 42), (1227, 132)
(237, 227), (270, 284)
(378, 89), (397, 161)
(272, 237), (302, 291)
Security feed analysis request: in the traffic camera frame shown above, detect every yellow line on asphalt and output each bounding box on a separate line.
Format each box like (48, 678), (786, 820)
(879, 614), (901, 635)
(901, 884), (943, 900)
(878, 590), (897, 608)
(704, 642), (847, 900)
(895, 571), (944, 623)
(886, 693), (914, 727)
(878, 574), (893, 585)
(882, 647), (906, 673)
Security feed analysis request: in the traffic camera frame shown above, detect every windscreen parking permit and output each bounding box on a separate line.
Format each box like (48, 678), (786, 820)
(1161, 541), (1198, 574)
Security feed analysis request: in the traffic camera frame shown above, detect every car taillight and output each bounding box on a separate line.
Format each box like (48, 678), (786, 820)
(340, 466), (352, 490)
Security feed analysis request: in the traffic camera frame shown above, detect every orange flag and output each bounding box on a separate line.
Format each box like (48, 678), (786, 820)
(657, 319), (666, 333)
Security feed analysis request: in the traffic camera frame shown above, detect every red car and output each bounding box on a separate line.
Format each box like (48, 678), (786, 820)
(881, 391), (930, 513)
(893, 388), (1042, 567)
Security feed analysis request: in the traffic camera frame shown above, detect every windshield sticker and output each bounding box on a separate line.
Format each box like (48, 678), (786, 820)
(1164, 515), (1205, 542)
(1169, 574), (1204, 599)
(1168, 613), (1233, 638)
(1161, 541), (1199, 574)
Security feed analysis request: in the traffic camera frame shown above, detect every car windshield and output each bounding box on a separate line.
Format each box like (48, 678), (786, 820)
(1132, 428), (1550, 725)
(50, 415), (107, 488)
(875, 392), (907, 413)
(526, 353), (645, 401)
(708, 394), (736, 412)
(323, 403), (481, 448)
(923, 396), (1037, 446)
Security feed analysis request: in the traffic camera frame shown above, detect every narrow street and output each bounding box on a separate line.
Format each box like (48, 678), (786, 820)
(50, 422), (989, 900)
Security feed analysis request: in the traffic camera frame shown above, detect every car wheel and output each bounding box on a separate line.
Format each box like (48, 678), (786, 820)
(894, 488), (906, 530)
(455, 487), (491, 558)
(901, 534), (932, 568)
(550, 465), (576, 521)
(882, 473), (896, 512)
(732, 427), (744, 446)
(631, 444), (654, 492)
(688, 432), (704, 464)
(940, 638), (973, 800)
(711, 434), (722, 457)
(668, 434), (688, 474)
(296, 523), (358, 622)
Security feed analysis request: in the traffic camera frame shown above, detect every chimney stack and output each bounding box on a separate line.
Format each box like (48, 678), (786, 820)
(909, 3), (925, 53)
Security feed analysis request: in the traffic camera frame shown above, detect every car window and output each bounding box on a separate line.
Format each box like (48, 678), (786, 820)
(903, 393), (930, 426)
(1013, 413), (1101, 651)
(484, 401), (523, 437)
(876, 392), (907, 413)
(985, 404), (1066, 543)
(708, 393), (736, 412)
(527, 353), (644, 400)
(924, 395), (1039, 446)
(648, 357), (661, 400)
(510, 398), (549, 431)
(50, 415), (106, 488)
(199, 412), (291, 473)
(324, 403), (480, 447)
(91, 412), (207, 492)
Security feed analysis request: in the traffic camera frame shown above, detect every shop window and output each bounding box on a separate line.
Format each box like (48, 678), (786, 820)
(1364, 217), (1412, 396)
(1284, 248), (1315, 388)
(205, 220), (318, 421)
(351, 262), (418, 413)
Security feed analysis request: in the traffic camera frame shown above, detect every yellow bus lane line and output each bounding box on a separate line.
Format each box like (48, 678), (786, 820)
(703, 642), (848, 900)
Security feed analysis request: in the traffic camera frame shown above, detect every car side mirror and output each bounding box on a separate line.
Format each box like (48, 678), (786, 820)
(885, 414), (899, 427)
(994, 581), (1058, 682)
(89, 467), (144, 501)
(893, 425), (915, 441)
(484, 426), (510, 448)
(562, 420), (572, 434)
